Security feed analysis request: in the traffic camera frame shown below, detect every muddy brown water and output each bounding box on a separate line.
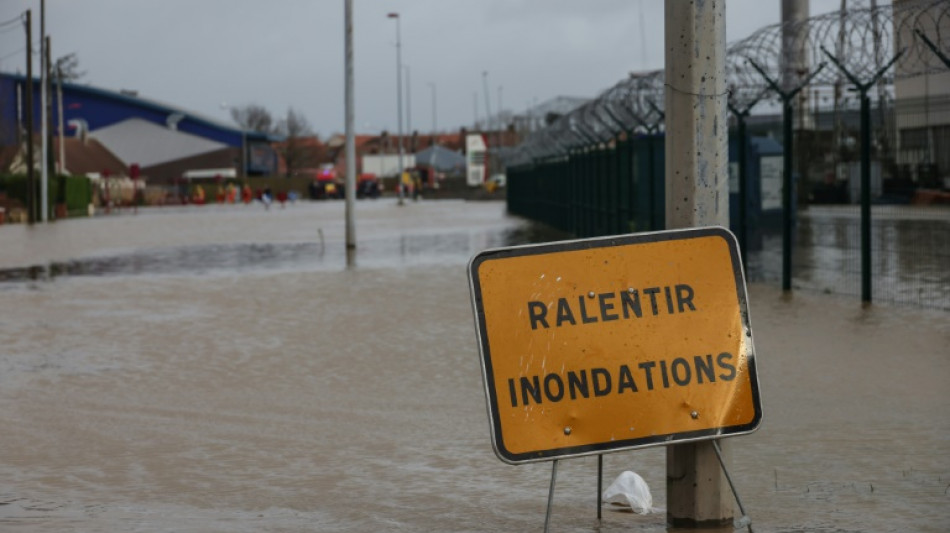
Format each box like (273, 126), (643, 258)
(1, 200), (947, 532)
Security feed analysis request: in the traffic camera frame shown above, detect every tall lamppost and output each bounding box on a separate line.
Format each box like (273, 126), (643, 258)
(405, 65), (411, 137)
(344, 0), (356, 258)
(428, 82), (437, 134)
(427, 82), (437, 187)
(220, 102), (247, 179)
(387, 12), (405, 205)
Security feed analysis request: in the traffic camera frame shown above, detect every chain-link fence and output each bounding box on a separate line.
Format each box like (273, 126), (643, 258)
(745, 93), (950, 309)
(503, 0), (950, 309)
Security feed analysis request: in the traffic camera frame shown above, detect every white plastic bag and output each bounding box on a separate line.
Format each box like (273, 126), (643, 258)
(602, 471), (656, 514)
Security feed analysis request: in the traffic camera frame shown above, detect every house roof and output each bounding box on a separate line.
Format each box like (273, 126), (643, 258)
(90, 118), (228, 167)
(0, 136), (127, 176)
(414, 144), (465, 171)
(56, 137), (127, 176)
(325, 134), (380, 151)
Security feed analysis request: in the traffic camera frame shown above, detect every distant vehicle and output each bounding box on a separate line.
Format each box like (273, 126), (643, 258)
(308, 168), (380, 200)
(485, 173), (506, 193)
(309, 164), (343, 200)
(357, 173), (380, 199)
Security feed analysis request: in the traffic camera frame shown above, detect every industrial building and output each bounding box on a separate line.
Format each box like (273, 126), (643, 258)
(0, 72), (278, 182)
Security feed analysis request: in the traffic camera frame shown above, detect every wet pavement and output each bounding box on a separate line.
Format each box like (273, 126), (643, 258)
(0, 199), (947, 532)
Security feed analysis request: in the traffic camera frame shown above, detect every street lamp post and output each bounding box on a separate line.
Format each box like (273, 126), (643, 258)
(239, 129), (246, 179)
(427, 82), (437, 189)
(481, 71), (492, 133)
(405, 65), (411, 138)
(387, 12), (405, 205)
(473, 93), (479, 129)
(498, 85), (503, 127)
(497, 84), (503, 149)
(428, 82), (437, 134)
(220, 102), (247, 179)
(344, 0), (356, 258)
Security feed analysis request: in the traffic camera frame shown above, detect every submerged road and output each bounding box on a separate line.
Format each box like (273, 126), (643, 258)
(0, 199), (947, 532)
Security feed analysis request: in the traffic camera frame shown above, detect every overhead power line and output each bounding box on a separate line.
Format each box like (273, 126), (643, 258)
(0, 46), (26, 62)
(0, 13), (25, 28)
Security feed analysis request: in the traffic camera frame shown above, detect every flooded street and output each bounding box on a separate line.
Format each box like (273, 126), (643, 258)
(1, 200), (948, 532)
(748, 205), (950, 310)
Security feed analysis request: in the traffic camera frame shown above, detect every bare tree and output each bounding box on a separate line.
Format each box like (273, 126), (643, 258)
(55, 53), (85, 82)
(230, 104), (274, 134)
(276, 107), (316, 177)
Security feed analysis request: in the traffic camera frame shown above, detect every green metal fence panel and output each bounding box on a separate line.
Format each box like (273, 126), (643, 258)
(506, 135), (666, 241)
(617, 138), (632, 234)
(632, 135), (666, 232)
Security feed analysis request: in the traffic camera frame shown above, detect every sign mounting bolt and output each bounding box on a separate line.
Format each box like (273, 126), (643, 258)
(564, 426), (572, 435)
(690, 411), (699, 419)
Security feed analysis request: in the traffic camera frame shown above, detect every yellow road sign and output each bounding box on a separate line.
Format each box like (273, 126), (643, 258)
(469, 227), (762, 464)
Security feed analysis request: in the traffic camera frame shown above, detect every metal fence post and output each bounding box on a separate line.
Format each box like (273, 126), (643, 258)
(860, 92), (872, 303)
(820, 46), (903, 304)
(747, 59), (825, 292)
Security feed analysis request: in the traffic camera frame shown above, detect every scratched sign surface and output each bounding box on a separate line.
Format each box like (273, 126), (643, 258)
(468, 227), (762, 464)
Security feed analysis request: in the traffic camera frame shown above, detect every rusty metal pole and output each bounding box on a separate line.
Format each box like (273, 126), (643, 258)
(664, 0), (733, 528)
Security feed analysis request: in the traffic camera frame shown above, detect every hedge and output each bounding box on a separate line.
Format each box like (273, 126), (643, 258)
(0, 173), (91, 219)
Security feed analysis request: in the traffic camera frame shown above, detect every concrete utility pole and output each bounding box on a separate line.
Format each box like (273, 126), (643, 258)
(344, 0), (356, 259)
(664, 0), (733, 528)
(782, 0), (811, 129)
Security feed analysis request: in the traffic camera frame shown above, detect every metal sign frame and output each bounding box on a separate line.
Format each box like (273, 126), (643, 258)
(468, 226), (762, 464)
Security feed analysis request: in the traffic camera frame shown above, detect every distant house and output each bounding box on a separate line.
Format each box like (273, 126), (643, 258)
(318, 130), (475, 178)
(273, 135), (328, 177)
(414, 144), (465, 173)
(0, 72), (279, 182)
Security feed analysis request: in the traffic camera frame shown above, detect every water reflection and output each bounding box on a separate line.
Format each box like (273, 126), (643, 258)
(747, 206), (950, 310)
(3, 203), (944, 310)
(0, 222), (570, 284)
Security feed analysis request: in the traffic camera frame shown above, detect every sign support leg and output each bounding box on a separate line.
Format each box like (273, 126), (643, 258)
(596, 454), (603, 520)
(711, 440), (753, 533)
(544, 459), (559, 533)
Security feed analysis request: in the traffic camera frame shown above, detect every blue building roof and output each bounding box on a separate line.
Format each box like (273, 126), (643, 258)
(0, 72), (278, 147)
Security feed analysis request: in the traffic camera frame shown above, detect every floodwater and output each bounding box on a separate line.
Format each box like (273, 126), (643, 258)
(0, 200), (947, 532)
(747, 205), (950, 310)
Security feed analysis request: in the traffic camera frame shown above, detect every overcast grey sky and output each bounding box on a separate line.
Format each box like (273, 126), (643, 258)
(1, 1), (853, 137)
